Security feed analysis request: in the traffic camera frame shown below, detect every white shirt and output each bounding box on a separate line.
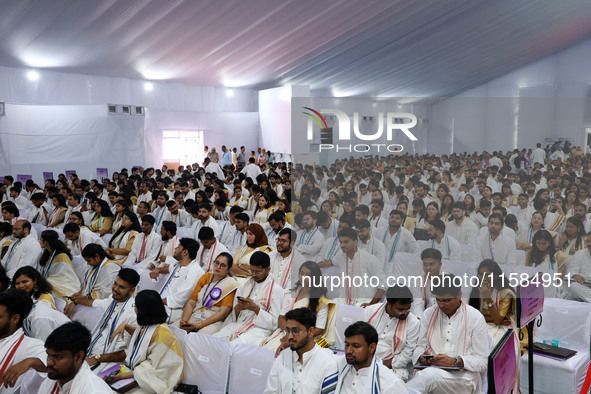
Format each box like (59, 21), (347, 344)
(160, 260), (205, 309)
(445, 218), (479, 247)
(192, 216), (221, 240)
(427, 234), (462, 262)
(296, 228), (325, 261)
(24, 301), (70, 342)
(66, 228), (107, 256)
(268, 249), (306, 290)
(333, 249), (386, 306)
(358, 236), (387, 269)
(39, 360), (112, 394)
(379, 226), (421, 264)
(0, 329), (47, 394)
(265, 344), (339, 394)
(568, 248), (591, 280)
(531, 147), (546, 164)
(476, 233), (517, 266)
(241, 163), (262, 183)
(2, 234), (42, 278)
(335, 356), (408, 394)
(90, 295), (137, 356)
(126, 231), (162, 271)
(197, 240), (230, 273)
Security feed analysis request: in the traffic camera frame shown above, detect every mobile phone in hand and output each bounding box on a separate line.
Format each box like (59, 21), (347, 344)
(237, 296), (246, 301)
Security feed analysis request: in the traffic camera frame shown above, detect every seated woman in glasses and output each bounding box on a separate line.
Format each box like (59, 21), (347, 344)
(177, 252), (239, 335)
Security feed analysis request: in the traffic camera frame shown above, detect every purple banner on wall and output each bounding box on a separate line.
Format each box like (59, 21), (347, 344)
(16, 174), (32, 183)
(43, 172), (54, 181)
(0, 177), (4, 183)
(97, 168), (108, 180)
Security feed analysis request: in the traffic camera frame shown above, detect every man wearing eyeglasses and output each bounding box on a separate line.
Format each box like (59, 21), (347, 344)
(1, 220), (42, 279)
(264, 308), (338, 394)
(214, 251), (284, 345)
(268, 229), (304, 290)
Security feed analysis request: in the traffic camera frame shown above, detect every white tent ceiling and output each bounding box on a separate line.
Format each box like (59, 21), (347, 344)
(2, 0), (591, 97)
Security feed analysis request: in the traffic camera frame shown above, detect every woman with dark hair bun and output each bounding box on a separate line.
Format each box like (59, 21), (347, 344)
(108, 290), (183, 393)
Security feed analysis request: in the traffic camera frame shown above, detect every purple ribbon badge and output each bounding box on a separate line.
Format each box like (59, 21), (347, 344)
(205, 287), (222, 308)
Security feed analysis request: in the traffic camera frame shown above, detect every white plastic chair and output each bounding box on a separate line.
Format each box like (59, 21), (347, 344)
(136, 269), (167, 293)
(334, 304), (365, 350)
(168, 325), (187, 348)
(70, 304), (105, 331)
(31, 223), (46, 239)
(181, 333), (231, 394)
(71, 256), (88, 283)
(228, 342), (275, 394)
(177, 227), (194, 239)
(406, 388), (421, 394)
(519, 298), (591, 394)
(101, 233), (113, 245)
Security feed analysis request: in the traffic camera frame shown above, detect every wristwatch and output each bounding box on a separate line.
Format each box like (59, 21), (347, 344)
(487, 302), (493, 308)
(455, 356), (462, 368)
(95, 354), (102, 362)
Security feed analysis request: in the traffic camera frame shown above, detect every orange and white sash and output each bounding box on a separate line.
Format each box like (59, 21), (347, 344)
(233, 278), (276, 338)
(425, 300), (468, 356)
(0, 329), (25, 377)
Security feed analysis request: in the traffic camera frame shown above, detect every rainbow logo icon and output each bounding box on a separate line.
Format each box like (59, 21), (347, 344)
(302, 107), (328, 130)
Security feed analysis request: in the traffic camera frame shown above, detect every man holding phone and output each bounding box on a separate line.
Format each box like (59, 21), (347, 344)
(408, 274), (489, 394)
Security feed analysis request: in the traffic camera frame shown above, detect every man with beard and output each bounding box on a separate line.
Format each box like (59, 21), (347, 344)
(268, 229), (305, 290)
(153, 221), (179, 266)
(356, 219), (386, 270)
(264, 308), (338, 393)
(475, 213), (516, 266)
(445, 202), (478, 248)
(39, 322), (112, 393)
(197, 227), (230, 273)
(0, 290), (47, 393)
(265, 212), (291, 250)
(427, 219), (462, 262)
(363, 285), (419, 382)
(73, 268), (139, 371)
(295, 211), (325, 261)
(152, 237), (204, 323)
(190, 203), (220, 240)
(152, 192), (171, 227)
(379, 210), (421, 267)
(1, 220), (42, 279)
(335, 321), (407, 393)
(223, 212), (249, 256)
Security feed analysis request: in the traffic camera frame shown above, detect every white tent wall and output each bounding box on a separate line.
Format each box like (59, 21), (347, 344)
(0, 66), (259, 181)
(427, 34), (591, 154)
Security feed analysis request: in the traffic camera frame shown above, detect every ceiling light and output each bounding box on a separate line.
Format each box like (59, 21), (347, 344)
(226, 89), (234, 97)
(27, 71), (39, 81)
(144, 82), (153, 91)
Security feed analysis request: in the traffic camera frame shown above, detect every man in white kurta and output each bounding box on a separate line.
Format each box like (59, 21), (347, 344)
(23, 301), (70, 342)
(123, 215), (162, 272)
(70, 268), (139, 371)
(268, 229), (305, 290)
(379, 210), (421, 270)
(0, 291), (47, 394)
(1, 220), (42, 279)
(475, 213), (517, 266)
(426, 220), (462, 262)
(196, 227), (230, 273)
(38, 322), (113, 394)
(332, 228), (386, 307)
(407, 274), (489, 394)
(411, 248), (442, 317)
(566, 236), (591, 302)
(445, 202), (478, 247)
(264, 308), (339, 394)
(296, 212), (325, 261)
(356, 219), (387, 270)
(191, 204), (221, 240)
(63, 223), (107, 256)
(155, 237), (205, 322)
(214, 251), (284, 345)
(335, 321), (408, 393)
(363, 286), (420, 381)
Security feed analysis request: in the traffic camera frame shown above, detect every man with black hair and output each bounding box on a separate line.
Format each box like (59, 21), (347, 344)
(427, 219), (462, 262)
(268, 228), (304, 290)
(534, 197), (566, 233)
(1, 220), (42, 279)
(408, 274), (488, 394)
(69, 268), (140, 372)
(333, 228), (385, 307)
(166, 200), (191, 228)
(28, 192), (50, 225)
(363, 285), (419, 381)
(335, 321), (407, 393)
(226, 212), (249, 256)
(266, 211), (291, 249)
(63, 223), (107, 256)
(191, 203), (220, 240)
(445, 201), (478, 247)
(7, 188), (28, 212)
(39, 322), (112, 393)
(475, 213), (516, 266)
(214, 251), (284, 345)
(152, 192), (171, 227)
(241, 157), (262, 185)
(154, 221), (179, 266)
(123, 215), (162, 272)
(356, 219), (386, 269)
(316, 220), (352, 269)
(0, 290), (47, 392)
(295, 211), (325, 261)
(153, 237), (204, 322)
(264, 307), (338, 394)
(197, 227), (230, 273)
(471, 198), (491, 229)
(379, 210), (421, 265)
(317, 211), (340, 239)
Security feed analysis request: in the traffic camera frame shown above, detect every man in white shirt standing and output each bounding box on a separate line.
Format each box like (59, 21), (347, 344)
(241, 157), (262, 183)
(1, 220), (42, 279)
(426, 219), (462, 262)
(363, 285), (420, 382)
(264, 308), (339, 394)
(335, 321), (408, 393)
(408, 274), (489, 394)
(445, 202), (478, 248)
(476, 213), (516, 266)
(531, 143), (546, 165)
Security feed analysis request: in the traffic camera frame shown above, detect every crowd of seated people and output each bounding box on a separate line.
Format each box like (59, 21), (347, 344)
(0, 141), (590, 393)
